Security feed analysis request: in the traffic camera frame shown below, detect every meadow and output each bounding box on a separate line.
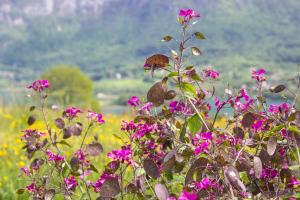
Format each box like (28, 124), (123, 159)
(0, 107), (131, 199)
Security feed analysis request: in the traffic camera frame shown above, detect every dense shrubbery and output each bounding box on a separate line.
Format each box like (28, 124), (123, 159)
(19, 9), (299, 199)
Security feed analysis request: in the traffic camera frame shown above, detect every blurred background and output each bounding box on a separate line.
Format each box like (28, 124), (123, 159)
(0, 0), (300, 114)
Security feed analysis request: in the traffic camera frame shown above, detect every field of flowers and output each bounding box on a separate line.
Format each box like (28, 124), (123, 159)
(0, 108), (130, 199)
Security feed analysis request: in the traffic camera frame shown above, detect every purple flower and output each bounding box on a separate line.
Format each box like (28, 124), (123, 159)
(63, 107), (82, 120)
(251, 69), (266, 82)
(179, 9), (200, 23)
(75, 149), (89, 166)
(87, 111), (105, 124)
(194, 141), (210, 155)
(288, 176), (299, 188)
(21, 129), (45, 140)
(268, 103), (290, 115)
(215, 96), (227, 111)
(64, 176), (78, 192)
(20, 167), (30, 176)
(196, 177), (211, 190)
(121, 120), (137, 133)
(127, 96), (141, 107)
(26, 182), (38, 193)
(261, 167), (278, 180)
(169, 101), (192, 116)
(27, 80), (49, 92)
(178, 190), (198, 200)
(131, 123), (156, 139)
(232, 88), (254, 112)
(203, 68), (219, 80)
(46, 150), (64, 165)
(107, 145), (132, 164)
(138, 102), (153, 114)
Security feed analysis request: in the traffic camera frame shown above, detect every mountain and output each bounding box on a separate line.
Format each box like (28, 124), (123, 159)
(0, 0), (300, 95)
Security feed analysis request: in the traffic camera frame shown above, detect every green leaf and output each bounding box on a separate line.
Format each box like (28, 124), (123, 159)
(287, 126), (300, 135)
(161, 35), (173, 42)
(167, 72), (179, 77)
(181, 82), (196, 95)
(57, 140), (72, 148)
(16, 189), (25, 194)
(89, 164), (99, 173)
(187, 114), (202, 134)
(194, 32), (206, 39)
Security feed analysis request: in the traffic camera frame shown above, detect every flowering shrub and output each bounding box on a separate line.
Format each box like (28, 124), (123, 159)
(18, 8), (300, 200)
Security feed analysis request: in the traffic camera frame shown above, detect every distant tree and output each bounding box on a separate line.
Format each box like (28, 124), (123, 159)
(41, 65), (99, 110)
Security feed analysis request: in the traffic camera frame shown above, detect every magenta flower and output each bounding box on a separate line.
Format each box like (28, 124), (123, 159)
(27, 80), (49, 92)
(179, 9), (200, 23)
(169, 101), (192, 116)
(26, 182), (38, 193)
(121, 120), (138, 133)
(203, 68), (219, 80)
(46, 150), (64, 165)
(64, 176), (78, 192)
(215, 96), (227, 111)
(131, 123), (156, 139)
(261, 167), (278, 180)
(251, 69), (266, 82)
(232, 88), (254, 112)
(21, 129), (45, 140)
(75, 149), (90, 167)
(268, 103), (290, 115)
(107, 145), (132, 164)
(196, 177), (211, 190)
(20, 167), (30, 176)
(127, 96), (141, 107)
(178, 190), (198, 200)
(194, 141), (210, 155)
(87, 110), (105, 124)
(194, 132), (213, 141)
(138, 102), (153, 114)
(63, 107), (82, 120)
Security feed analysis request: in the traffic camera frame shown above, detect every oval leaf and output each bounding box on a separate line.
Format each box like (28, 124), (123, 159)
(27, 116), (36, 126)
(144, 54), (169, 70)
(253, 156), (262, 179)
(161, 36), (173, 42)
(44, 189), (55, 200)
(270, 84), (286, 93)
(99, 178), (120, 197)
(54, 118), (65, 129)
(143, 159), (160, 179)
(224, 166), (246, 192)
(147, 82), (167, 107)
(267, 136), (277, 156)
(241, 113), (256, 128)
(191, 47), (202, 56)
(85, 142), (103, 157)
(154, 184), (169, 200)
(194, 32), (206, 39)
(164, 90), (176, 100)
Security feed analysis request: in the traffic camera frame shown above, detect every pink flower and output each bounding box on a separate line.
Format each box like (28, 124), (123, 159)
(63, 107), (82, 120)
(121, 120), (137, 133)
(288, 176), (299, 188)
(127, 96), (141, 107)
(203, 69), (219, 80)
(196, 177), (211, 190)
(169, 101), (192, 116)
(131, 123), (156, 139)
(64, 176), (78, 192)
(75, 150), (89, 166)
(232, 88), (254, 112)
(21, 129), (45, 140)
(215, 96), (227, 111)
(87, 111), (105, 124)
(138, 102), (153, 114)
(26, 182), (38, 193)
(20, 167), (30, 176)
(194, 141), (210, 155)
(179, 9), (200, 23)
(268, 103), (290, 115)
(107, 145), (132, 164)
(178, 190), (198, 200)
(46, 150), (64, 165)
(251, 69), (266, 82)
(27, 80), (49, 92)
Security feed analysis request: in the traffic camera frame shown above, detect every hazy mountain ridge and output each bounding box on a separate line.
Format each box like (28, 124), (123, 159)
(0, 0), (300, 84)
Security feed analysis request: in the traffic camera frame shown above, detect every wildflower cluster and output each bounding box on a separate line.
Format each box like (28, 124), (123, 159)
(18, 8), (300, 200)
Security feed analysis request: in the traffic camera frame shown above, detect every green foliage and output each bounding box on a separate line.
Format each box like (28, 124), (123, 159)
(41, 65), (99, 109)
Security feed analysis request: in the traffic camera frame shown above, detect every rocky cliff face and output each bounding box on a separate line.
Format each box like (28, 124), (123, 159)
(0, 0), (117, 25)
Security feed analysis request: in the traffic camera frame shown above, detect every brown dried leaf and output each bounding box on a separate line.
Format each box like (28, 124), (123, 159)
(99, 178), (120, 197)
(241, 113), (256, 128)
(154, 184), (169, 200)
(147, 82), (167, 107)
(85, 142), (103, 157)
(144, 54), (169, 69)
(54, 118), (65, 129)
